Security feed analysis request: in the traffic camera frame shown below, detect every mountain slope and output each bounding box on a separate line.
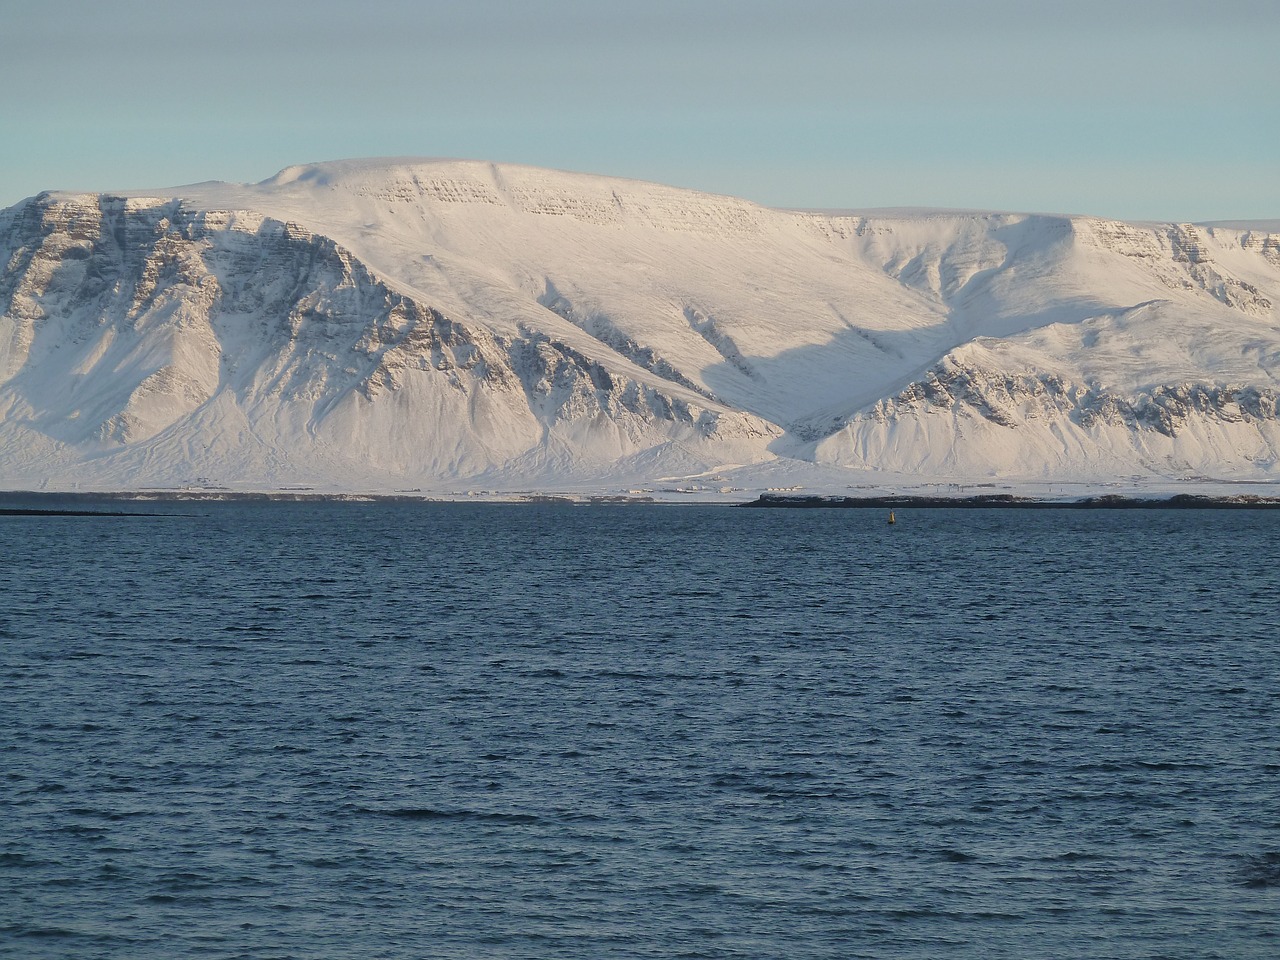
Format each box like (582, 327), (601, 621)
(2, 158), (1279, 494)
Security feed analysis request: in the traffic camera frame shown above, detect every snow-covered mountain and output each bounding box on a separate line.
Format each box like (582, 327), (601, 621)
(2, 158), (1278, 496)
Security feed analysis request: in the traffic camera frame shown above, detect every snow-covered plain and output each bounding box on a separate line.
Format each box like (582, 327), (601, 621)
(1, 158), (1278, 499)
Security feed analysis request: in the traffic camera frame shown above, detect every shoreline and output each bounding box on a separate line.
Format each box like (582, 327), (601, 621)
(739, 492), (1280, 509)
(4, 489), (1280, 511)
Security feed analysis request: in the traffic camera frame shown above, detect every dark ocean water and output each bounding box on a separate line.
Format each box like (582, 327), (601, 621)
(2, 500), (1278, 959)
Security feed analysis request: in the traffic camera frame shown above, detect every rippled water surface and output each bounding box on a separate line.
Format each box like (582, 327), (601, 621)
(2, 501), (1279, 959)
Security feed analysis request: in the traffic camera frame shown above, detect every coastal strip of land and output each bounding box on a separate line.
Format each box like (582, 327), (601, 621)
(740, 493), (1280, 509)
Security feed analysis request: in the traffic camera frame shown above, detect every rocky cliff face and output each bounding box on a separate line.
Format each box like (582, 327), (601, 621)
(859, 360), (1279, 438)
(0, 189), (773, 489)
(1074, 218), (1272, 314)
(815, 339), (1280, 480)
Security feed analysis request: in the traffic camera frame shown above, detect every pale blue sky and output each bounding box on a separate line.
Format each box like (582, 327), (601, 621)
(2, 0), (1276, 220)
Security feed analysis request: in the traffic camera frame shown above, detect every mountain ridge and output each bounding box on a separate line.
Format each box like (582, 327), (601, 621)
(3, 158), (1279, 497)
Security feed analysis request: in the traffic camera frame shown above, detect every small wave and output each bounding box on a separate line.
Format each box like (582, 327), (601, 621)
(1133, 760), (1211, 771)
(66, 806), (121, 818)
(366, 807), (540, 824)
(597, 670), (657, 681)
(154, 870), (220, 891)
(558, 811), (608, 823)
(765, 770), (818, 781)
(1237, 852), (1280, 888)
(1051, 851), (1106, 863)
(12, 928), (77, 940)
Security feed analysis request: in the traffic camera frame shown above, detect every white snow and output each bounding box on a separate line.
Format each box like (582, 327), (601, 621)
(1, 158), (1279, 499)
